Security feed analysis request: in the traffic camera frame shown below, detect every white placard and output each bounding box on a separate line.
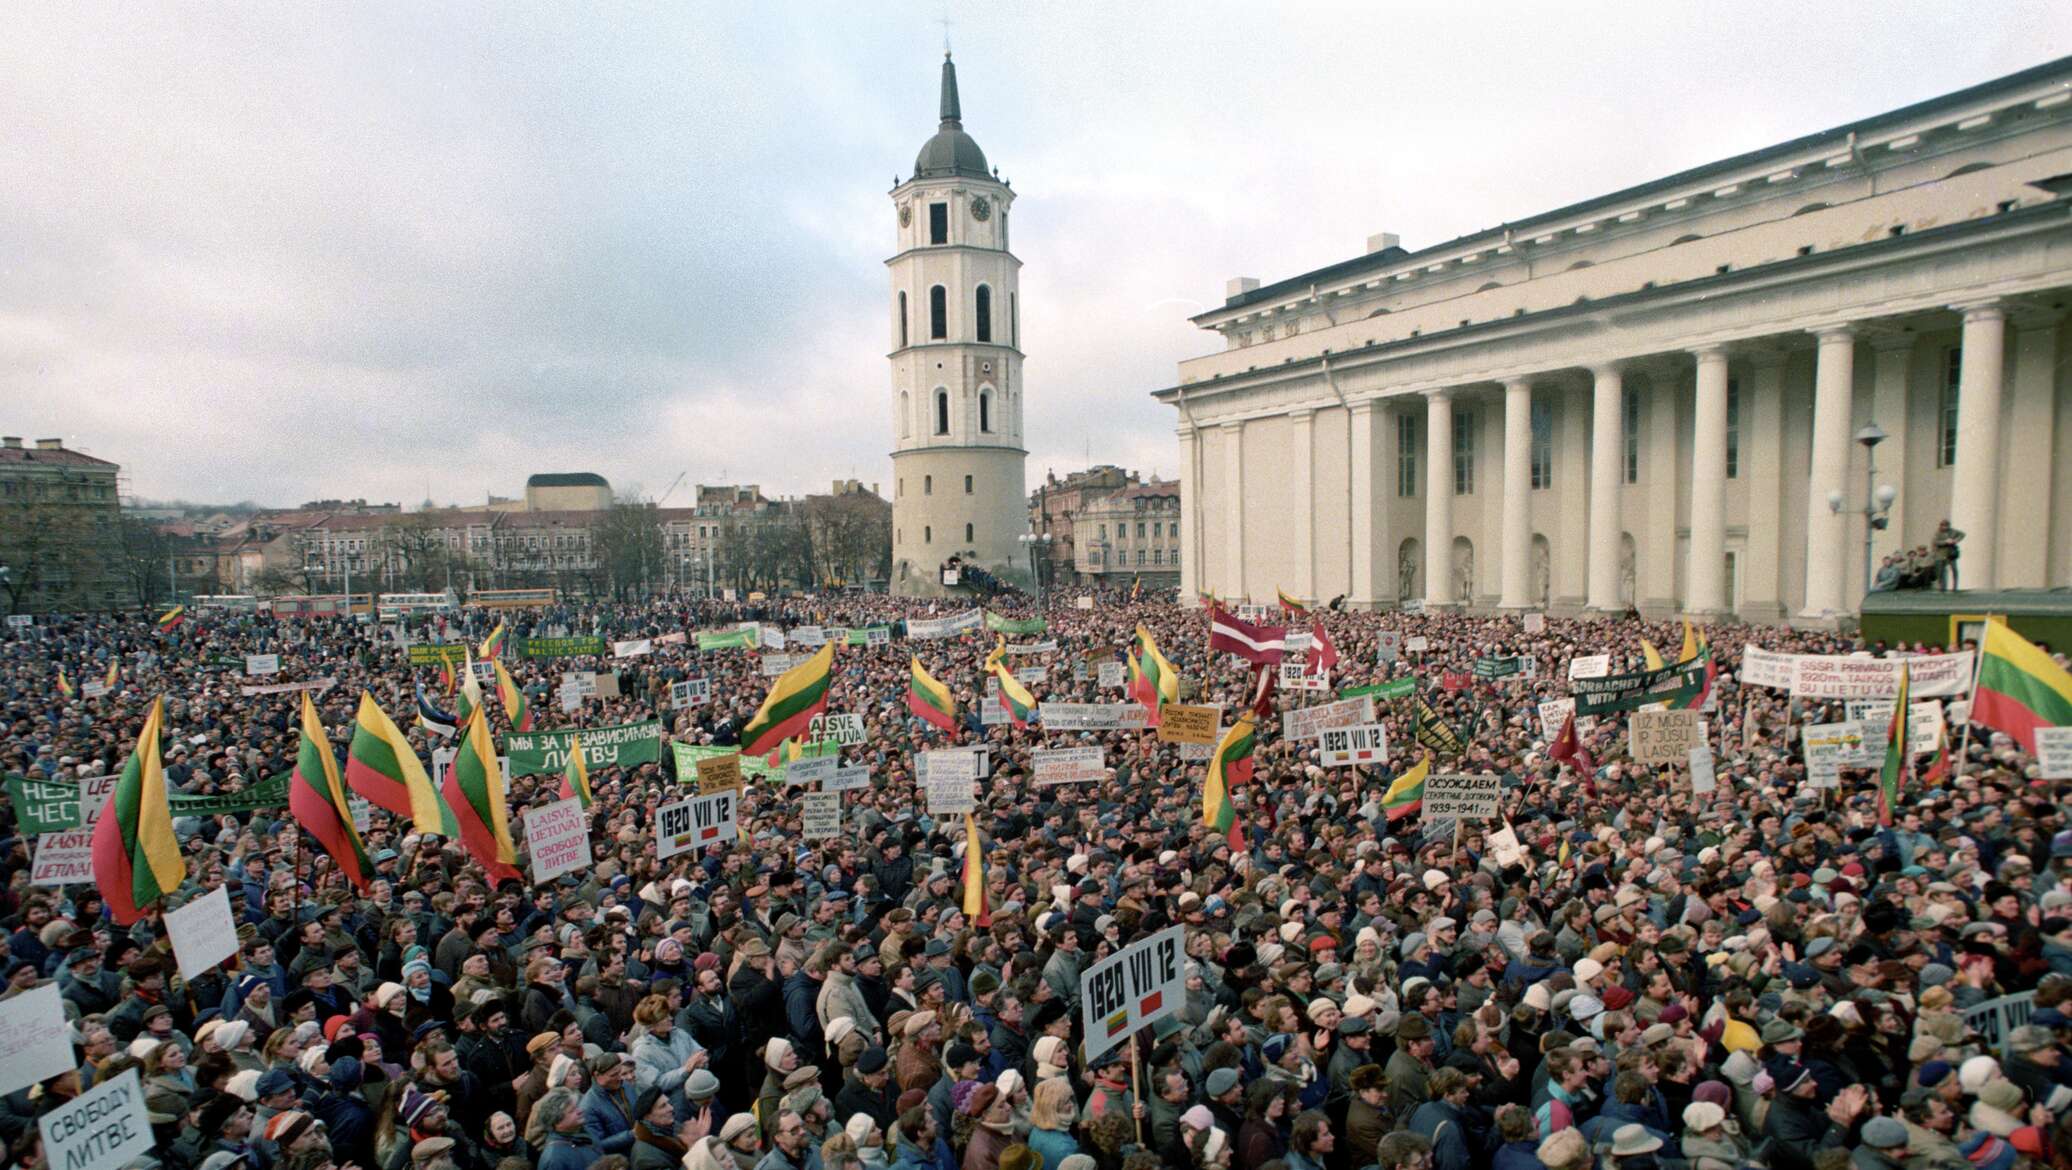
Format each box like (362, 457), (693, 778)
(760, 626), (788, 650)
(810, 713), (865, 745)
(348, 794), (372, 833)
(826, 766), (872, 792)
(1319, 723), (1389, 767)
(1376, 631), (1402, 664)
(1074, 596), (1095, 610)
(655, 798), (699, 860)
(785, 756), (839, 788)
(1802, 721), (1863, 788)
(432, 748), (513, 786)
(915, 745), (990, 781)
(1281, 695), (1376, 742)
(1033, 747), (1107, 786)
(664, 679), (705, 710)
(688, 790), (738, 846)
(0, 984), (76, 1097)
(926, 777), (976, 814)
(1285, 631), (1314, 652)
(1279, 662), (1330, 693)
(613, 638), (653, 659)
(1567, 654), (1611, 680)
(4, 615), (30, 628)
(1689, 745), (1718, 794)
(523, 798), (592, 885)
(907, 609), (984, 640)
(2037, 727), (2072, 780)
(564, 670), (599, 696)
(802, 792), (841, 839)
(1097, 661), (1126, 688)
(558, 685), (580, 714)
(1014, 666), (1045, 685)
(1040, 702), (1147, 731)
(1739, 646), (1797, 690)
(29, 830), (93, 887)
(1630, 709), (1703, 764)
(80, 679), (109, 700)
(791, 626), (827, 648)
(1789, 651), (1975, 699)
(1180, 738), (1217, 762)
(1423, 773), (1502, 820)
(1845, 699), (1944, 756)
(165, 886), (239, 982)
(922, 750), (980, 782)
(1005, 640), (1059, 656)
(42, 1066), (153, 1170)
(761, 652), (805, 677)
(1537, 697), (1576, 736)
(1523, 613), (1546, 634)
(1079, 926), (1185, 1061)
(244, 653), (280, 677)
(1404, 635), (1430, 653)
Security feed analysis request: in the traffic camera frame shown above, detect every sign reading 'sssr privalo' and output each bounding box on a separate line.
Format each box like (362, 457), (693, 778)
(1078, 926), (1185, 1061)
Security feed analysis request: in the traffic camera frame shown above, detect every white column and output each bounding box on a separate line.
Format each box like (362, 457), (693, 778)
(1742, 351), (1786, 621)
(1290, 409), (1316, 603)
(1949, 303), (2007, 589)
(1800, 327), (1855, 618)
(1349, 401), (1377, 607)
(1423, 389), (1454, 608)
(2001, 311), (2060, 587)
(1687, 348), (1729, 615)
(1177, 426), (1200, 602)
(1221, 421), (1246, 600)
(1500, 379), (1533, 610)
(1585, 364), (1624, 612)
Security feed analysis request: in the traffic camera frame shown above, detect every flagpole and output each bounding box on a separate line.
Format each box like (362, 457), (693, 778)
(1952, 627), (1991, 781)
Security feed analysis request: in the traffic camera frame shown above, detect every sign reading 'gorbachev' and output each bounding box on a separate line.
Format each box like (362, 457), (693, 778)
(1079, 926), (1185, 1061)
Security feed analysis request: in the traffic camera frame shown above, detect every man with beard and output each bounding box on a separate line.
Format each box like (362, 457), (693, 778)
(463, 1003), (530, 1121)
(681, 962), (747, 1110)
(417, 1037), (491, 1138)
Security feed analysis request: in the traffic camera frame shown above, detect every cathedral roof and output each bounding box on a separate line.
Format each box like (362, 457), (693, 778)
(913, 53), (991, 181)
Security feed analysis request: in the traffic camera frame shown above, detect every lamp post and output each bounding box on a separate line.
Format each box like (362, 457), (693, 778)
(1828, 422), (1897, 599)
(1018, 532), (1052, 611)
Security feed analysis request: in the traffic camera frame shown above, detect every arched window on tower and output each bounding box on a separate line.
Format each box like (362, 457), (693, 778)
(930, 286), (947, 340)
(898, 291), (908, 347)
(965, 523), (974, 543)
(899, 391), (910, 438)
(975, 286), (992, 343)
(1011, 293), (1018, 347)
(979, 390), (991, 433)
(935, 390), (949, 435)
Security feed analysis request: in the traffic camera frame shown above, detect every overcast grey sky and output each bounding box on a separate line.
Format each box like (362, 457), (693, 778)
(4, 4), (2067, 508)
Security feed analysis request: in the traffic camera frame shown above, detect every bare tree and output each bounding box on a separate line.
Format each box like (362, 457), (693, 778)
(119, 516), (175, 608)
(591, 499), (665, 599)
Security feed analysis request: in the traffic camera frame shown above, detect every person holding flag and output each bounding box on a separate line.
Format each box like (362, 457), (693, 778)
(90, 696), (183, 925)
(560, 733), (594, 808)
(290, 693), (373, 891)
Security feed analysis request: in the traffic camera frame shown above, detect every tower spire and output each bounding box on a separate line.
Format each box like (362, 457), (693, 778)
(939, 53), (962, 126)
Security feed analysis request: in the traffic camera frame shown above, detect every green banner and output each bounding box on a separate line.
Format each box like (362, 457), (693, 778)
(6, 771), (293, 834)
(1341, 677), (1416, 701)
(504, 719), (662, 774)
(1472, 655), (1525, 680)
(672, 739), (836, 784)
(696, 628), (759, 652)
(406, 643), (469, 666)
(838, 626), (892, 646)
(518, 636), (606, 659)
(1572, 654), (1711, 716)
(985, 612), (1046, 636)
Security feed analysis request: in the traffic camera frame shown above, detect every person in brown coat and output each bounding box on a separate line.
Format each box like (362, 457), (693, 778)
(897, 1011), (942, 1095)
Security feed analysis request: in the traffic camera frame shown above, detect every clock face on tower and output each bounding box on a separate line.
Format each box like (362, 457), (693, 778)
(970, 196), (991, 222)
(898, 204), (911, 227)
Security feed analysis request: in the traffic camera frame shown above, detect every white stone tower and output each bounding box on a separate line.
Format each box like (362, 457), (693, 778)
(888, 52), (1027, 597)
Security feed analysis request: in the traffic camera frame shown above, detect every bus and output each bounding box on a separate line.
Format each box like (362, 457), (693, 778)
(269, 594), (373, 619)
(466, 588), (557, 609)
(190, 595), (262, 613)
(376, 591), (460, 623)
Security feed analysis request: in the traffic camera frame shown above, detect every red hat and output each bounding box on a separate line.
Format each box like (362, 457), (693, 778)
(1308, 936), (1336, 954)
(693, 952), (721, 973)
(1601, 985), (1636, 1012)
(896, 1089), (929, 1115)
(323, 1015), (350, 1043)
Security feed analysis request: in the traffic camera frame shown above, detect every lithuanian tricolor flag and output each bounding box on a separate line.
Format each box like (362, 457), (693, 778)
(91, 696), (184, 924)
(992, 661), (1037, 729)
(1382, 755), (1431, 822)
(1131, 625), (1180, 719)
(56, 668), (73, 699)
(1678, 618), (1700, 664)
(961, 812), (991, 927)
(291, 693), (373, 891)
(907, 656), (958, 732)
(441, 707), (519, 883)
(1974, 621), (2072, 755)
(347, 691), (457, 836)
(104, 659), (120, 691)
(1878, 665), (1911, 828)
(1203, 713), (1256, 849)
(559, 733), (593, 808)
(456, 648), (484, 724)
(1641, 639), (1666, 671)
(1277, 588), (1306, 613)
(155, 605), (185, 631)
(478, 621), (508, 659)
(494, 659), (532, 733)
(740, 642), (834, 757)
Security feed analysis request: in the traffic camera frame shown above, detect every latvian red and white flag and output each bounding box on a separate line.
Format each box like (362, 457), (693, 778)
(1307, 620), (1340, 677)
(1209, 606), (1287, 665)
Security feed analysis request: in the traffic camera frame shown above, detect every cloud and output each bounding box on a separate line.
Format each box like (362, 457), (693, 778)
(1, 2), (2066, 506)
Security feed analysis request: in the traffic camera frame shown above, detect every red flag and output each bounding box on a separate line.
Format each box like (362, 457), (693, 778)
(1307, 620), (1339, 677)
(1440, 670), (1472, 692)
(1550, 712), (1596, 779)
(1249, 663), (1278, 719)
(1208, 605), (1287, 666)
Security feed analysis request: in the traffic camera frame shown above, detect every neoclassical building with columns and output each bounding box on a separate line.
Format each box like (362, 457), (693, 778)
(1155, 58), (2072, 623)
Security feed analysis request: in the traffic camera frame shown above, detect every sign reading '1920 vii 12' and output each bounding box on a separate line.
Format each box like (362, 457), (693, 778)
(1078, 926), (1186, 1061)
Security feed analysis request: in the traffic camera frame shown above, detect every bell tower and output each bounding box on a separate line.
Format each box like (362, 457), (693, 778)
(888, 53), (1027, 597)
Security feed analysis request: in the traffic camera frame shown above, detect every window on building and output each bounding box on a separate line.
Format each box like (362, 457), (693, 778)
(1098, 525), (1106, 540)
(1725, 376), (1741, 479)
(1137, 522), (1146, 538)
(1454, 408), (1476, 495)
(1011, 293), (1018, 347)
(1530, 398), (1553, 489)
(1137, 549), (1146, 565)
(1153, 522), (1162, 538)
(1940, 347), (1962, 467)
(924, 475), (933, 495)
(1153, 549), (1163, 565)
(965, 523), (974, 542)
(1622, 386), (1641, 484)
(929, 202), (948, 245)
(929, 286), (947, 340)
(925, 526), (932, 543)
(979, 392), (991, 433)
(1397, 413), (1419, 497)
(975, 286), (991, 342)
(935, 391), (949, 435)
(964, 474), (973, 494)
(898, 291), (908, 347)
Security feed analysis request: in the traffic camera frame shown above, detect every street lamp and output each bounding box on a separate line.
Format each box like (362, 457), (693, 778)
(1018, 532), (1052, 610)
(1828, 422), (1897, 598)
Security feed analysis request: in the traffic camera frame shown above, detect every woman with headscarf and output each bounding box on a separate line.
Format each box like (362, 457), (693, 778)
(721, 1111), (765, 1170)
(400, 957), (454, 1034)
(759, 1037), (800, 1140)
(1031, 1037), (1070, 1085)
(959, 1085), (1016, 1170)
(846, 1113), (891, 1170)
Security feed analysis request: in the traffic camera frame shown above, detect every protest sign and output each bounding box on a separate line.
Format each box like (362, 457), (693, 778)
(907, 609), (984, 640)
(760, 652), (806, 677)
(244, 653), (280, 677)
(987, 611), (1047, 636)
(0, 984), (76, 1097)
(1404, 635), (1430, 653)
(810, 713), (866, 745)
(1629, 709), (1703, 764)
(922, 750), (980, 782)
(1033, 747), (1106, 786)
(405, 644), (466, 667)
(522, 798), (591, 884)
(926, 778), (976, 814)
(518, 636), (606, 659)
(670, 679), (710, 709)
(1487, 823), (1527, 867)
(1157, 704), (1222, 745)
(1041, 703), (1147, 731)
(4, 615), (29, 628)
(1739, 646), (1796, 689)
(1097, 661), (1126, 688)
(1278, 662), (1330, 692)
(1802, 721), (1863, 788)
(612, 638), (653, 659)
(915, 745), (991, 781)
(41, 1066), (152, 1170)
(791, 626), (827, 648)
(80, 679), (109, 700)
(165, 886), (239, 982)
(238, 678), (335, 697)
(1319, 723), (1389, 767)
(1079, 926), (1185, 1060)
(1473, 655), (1527, 680)
(802, 792), (841, 839)
(1572, 657), (1710, 715)
(760, 626), (787, 650)
(695, 753), (742, 794)
(688, 790), (738, 845)
(1014, 666), (1046, 685)
(1376, 631), (1402, 663)
(1423, 773), (1502, 820)
(2036, 728), (2072, 780)
(786, 756), (839, 788)
(1523, 613), (1546, 634)
(505, 720), (661, 774)
(29, 830), (93, 887)
(5, 773), (119, 833)
(696, 628), (759, 652)
(1689, 745), (1718, 794)
(1789, 651), (1974, 699)
(827, 765), (871, 792)
(1074, 596), (1095, 610)
(1537, 697), (1576, 736)
(1846, 699), (1944, 756)
(1567, 654), (1611, 679)
(655, 799), (698, 859)
(1282, 695), (1376, 742)
(1342, 677), (1416, 701)
(564, 671), (599, 696)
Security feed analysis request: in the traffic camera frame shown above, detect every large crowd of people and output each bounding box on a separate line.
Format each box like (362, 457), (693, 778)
(0, 586), (2066, 1170)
